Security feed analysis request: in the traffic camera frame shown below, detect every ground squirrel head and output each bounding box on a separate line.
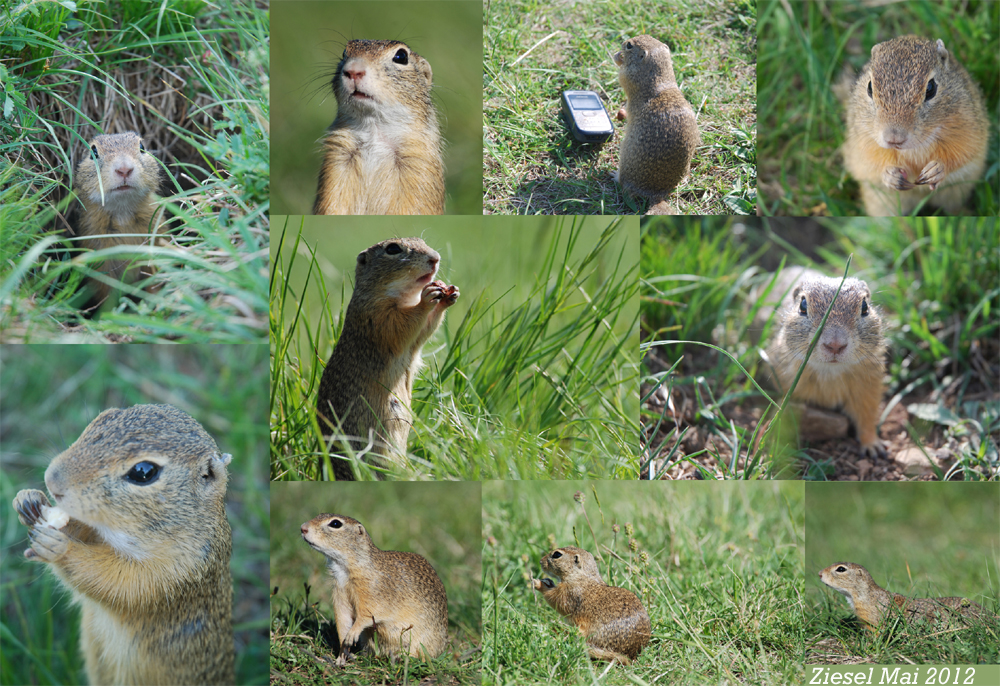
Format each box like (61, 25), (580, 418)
(539, 546), (604, 585)
(852, 36), (972, 151)
(333, 40), (434, 125)
(43, 404), (230, 561)
(301, 514), (376, 584)
(74, 132), (162, 217)
(352, 237), (441, 309)
(819, 562), (872, 609)
(614, 35), (678, 101)
(774, 275), (885, 373)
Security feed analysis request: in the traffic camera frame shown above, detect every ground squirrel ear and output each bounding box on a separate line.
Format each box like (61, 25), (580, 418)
(357, 251), (368, 267)
(418, 59), (433, 87)
(935, 39), (949, 66)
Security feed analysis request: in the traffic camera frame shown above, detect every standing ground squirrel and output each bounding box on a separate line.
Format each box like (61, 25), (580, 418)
(12, 404), (234, 686)
(762, 268), (888, 458)
(820, 562), (998, 631)
(301, 513), (449, 663)
(74, 131), (165, 304)
(313, 39), (445, 215)
(839, 36), (988, 216)
(532, 546), (651, 665)
(316, 237), (459, 480)
(613, 35), (700, 215)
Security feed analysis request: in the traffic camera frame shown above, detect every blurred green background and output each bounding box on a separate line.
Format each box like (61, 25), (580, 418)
(270, 1), (483, 215)
(806, 482), (1000, 607)
(271, 214), (640, 371)
(270, 481), (482, 650)
(0, 344), (269, 685)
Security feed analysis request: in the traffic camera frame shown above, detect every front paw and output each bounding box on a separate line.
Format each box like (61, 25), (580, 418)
(859, 438), (887, 460)
(915, 160), (945, 190)
(25, 520), (70, 562)
(13, 489), (50, 528)
(441, 284), (459, 306)
(882, 167), (914, 191)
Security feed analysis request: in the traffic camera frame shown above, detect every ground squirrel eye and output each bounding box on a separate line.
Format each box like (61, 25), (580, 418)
(836, 566), (847, 572)
(625, 42), (632, 50)
(327, 519), (343, 529)
(867, 80), (872, 99)
(139, 141), (146, 153)
(861, 299), (869, 316)
(925, 78), (937, 101)
(90, 145), (99, 158)
(551, 551), (562, 559)
(384, 242), (402, 255)
(125, 461), (160, 484)
(392, 48), (408, 65)
(798, 297), (808, 316)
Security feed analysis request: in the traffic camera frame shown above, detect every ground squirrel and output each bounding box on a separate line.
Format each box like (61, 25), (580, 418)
(532, 546), (651, 665)
(74, 131), (165, 305)
(313, 39), (445, 215)
(761, 267), (888, 458)
(301, 513), (448, 663)
(12, 404), (234, 685)
(820, 562), (998, 631)
(613, 35), (700, 215)
(316, 236), (459, 480)
(839, 36), (988, 216)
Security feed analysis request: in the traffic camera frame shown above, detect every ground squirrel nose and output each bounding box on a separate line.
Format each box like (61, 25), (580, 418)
(823, 341), (847, 356)
(300, 524), (309, 535)
(344, 67), (364, 82)
(115, 163), (134, 181)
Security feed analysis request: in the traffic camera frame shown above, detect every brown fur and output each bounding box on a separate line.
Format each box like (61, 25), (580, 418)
(764, 268), (888, 458)
(73, 132), (164, 304)
(614, 35), (700, 215)
(315, 237), (458, 480)
(301, 514), (448, 662)
(820, 562), (997, 631)
(313, 40), (445, 215)
(532, 546), (651, 665)
(840, 36), (988, 215)
(12, 404), (234, 685)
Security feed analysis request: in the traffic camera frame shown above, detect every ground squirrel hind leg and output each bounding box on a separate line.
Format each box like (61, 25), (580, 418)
(586, 645), (632, 665)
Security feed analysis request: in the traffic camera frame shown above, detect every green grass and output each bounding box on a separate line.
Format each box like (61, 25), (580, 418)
(269, 482), (482, 684)
(270, 216), (640, 480)
(0, 0), (269, 342)
(269, 0), (483, 215)
(806, 482), (1000, 663)
(484, 0), (756, 215)
(483, 480), (804, 685)
(758, 0), (999, 216)
(641, 216), (1000, 480)
(0, 344), (269, 686)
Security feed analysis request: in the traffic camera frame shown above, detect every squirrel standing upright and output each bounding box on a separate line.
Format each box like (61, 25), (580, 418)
(532, 546), (651, 665)
(301, 513), (449, 663)
(839, 36), (988, 216)
(73, 131), (164, 305)
(613, 35), (700, 215)
(315, 237), (459, 480)
(313, 39), (445, 215)
(12, 404), (234, 686)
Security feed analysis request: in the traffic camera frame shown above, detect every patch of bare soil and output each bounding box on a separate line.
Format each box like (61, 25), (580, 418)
(642, 345), (999, 481)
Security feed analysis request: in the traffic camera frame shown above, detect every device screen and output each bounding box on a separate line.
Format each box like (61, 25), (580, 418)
(569, 93), (603, 110)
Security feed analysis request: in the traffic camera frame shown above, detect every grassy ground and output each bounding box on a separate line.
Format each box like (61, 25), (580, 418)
(270, 216), (640, 480)
(482, 480), (804, 685)
(269, 481), (482, 685)
(641, 216), (1000, 480)
(806, 482), (1000, 664)
(0, 344), (270, 686)
(484, 0), (756, 215)
(758, 0), (999, 216)
(0, 0), (269, 342)
(269, 0), (483, 215)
